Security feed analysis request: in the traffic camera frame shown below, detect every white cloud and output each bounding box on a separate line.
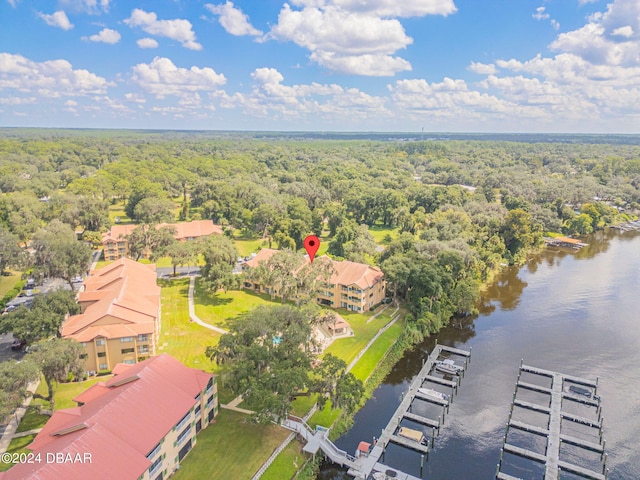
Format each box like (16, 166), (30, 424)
(219, 67), (389, 123)
(64, 100), (78, 106)
(266, 4), (413, 75)
(551, 19), (560, 31)
(59, 0), (110, 14)
(310, 51), (411, 76)
(130, 57), (226, 98)
(124, 9), (203, 51)
(0, 53), (114, 97)
(532, 6), (550, 21)
(612, 26), (634, 37)
(83, 28), (120, 44)
(37, 11), (74, 30)
(290, 0), (457, 18)
(137, 38), (159, 49)
(124, 93), (146, 103)
(550, 0), (640, 67)
(205, 2), (263, 36)
(0, 96), (37, 105)
(468, 62), (497, 75)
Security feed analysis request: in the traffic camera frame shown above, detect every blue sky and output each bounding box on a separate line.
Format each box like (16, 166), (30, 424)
(1, 0), (639, 132)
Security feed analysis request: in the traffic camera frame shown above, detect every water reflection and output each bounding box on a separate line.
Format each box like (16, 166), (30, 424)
(318, 231), (640, 480)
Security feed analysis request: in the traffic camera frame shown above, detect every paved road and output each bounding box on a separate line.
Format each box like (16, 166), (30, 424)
(156, 266), (202, 279)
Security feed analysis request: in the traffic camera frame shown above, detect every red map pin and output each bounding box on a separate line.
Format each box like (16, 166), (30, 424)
(303, 235), (320, 263)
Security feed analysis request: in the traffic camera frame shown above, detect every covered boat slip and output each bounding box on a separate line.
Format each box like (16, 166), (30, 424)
(496, 362), (608, 480)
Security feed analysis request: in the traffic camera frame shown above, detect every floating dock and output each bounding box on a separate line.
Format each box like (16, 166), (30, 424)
(284, 342), (471, 479)
(496, 362), (608, 480)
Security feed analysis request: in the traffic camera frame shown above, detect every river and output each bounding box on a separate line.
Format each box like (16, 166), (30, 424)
(319, 229), (640, 480)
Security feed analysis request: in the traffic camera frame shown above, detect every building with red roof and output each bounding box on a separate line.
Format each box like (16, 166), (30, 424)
(61, 257), (160, 372)
(102, 220), (222, 261)
(0, 354), (218, 480)
(243, 248), (386, 312)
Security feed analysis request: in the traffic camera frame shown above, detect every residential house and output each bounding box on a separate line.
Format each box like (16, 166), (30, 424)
(0, 354), (218, 480)
(61, 257), (161, 372)
(243, 248), (386, 312)
(102, 220), (222, 261)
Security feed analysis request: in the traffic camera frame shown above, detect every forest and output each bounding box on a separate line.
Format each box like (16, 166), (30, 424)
(0, 129), (638, 421)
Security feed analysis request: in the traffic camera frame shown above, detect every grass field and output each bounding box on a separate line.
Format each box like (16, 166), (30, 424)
(349, 317), (404, 382)
(260, 440), (306, 480)
(193, 281), (276, 329)
(108, 203), (132, 224)
(0, 435), (37, 472)
(234, 236), (267, 257)
(172, 410), (290, 480)
(0, 272), (20, 299)
(322, 306), (395, 365)
(157, 278), (221, 371)
(368, 225), (400, 245)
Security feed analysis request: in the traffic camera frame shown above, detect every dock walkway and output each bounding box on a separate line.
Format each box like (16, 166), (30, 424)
(286, 342), (470, 479)
(496, 362), (608, 480)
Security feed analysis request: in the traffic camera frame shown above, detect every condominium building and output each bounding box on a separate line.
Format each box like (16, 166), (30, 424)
(243, 249), (386, 312)
(102, 219), (222, 261)
(61, 257), (161, 372)
(0, 354), (218, 480)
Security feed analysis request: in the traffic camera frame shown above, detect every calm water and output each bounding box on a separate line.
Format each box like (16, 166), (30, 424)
(319, 230), (640, 480)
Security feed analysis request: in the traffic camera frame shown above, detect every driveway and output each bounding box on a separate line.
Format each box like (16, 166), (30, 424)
(0, 333), (25, 364)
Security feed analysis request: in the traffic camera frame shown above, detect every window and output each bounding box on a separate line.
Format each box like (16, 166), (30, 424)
(206, 377), (214, 395)
(147, 442), (162, 460)
(148, 456), (162, 476)
(79, 353), (88, 359)
(195, 405), (201, 416)
(99, 363), (108, 370)
(177, 425), (191, 446)
(175, 412), (191, 432)
(120, 337), (134, 343)
(137, 334), (148, 342)
(81, 342), (87, 347)
(138, 345), (149, 354)
(123, 359), (135, 365)
(97, 352), (106, 357)
(96, 339), (105, 346)
(121, 348), (135, 354)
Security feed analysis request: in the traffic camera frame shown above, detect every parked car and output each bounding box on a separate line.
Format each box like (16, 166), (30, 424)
(26, 278), (36, 289)
(11, 339), (26, 351)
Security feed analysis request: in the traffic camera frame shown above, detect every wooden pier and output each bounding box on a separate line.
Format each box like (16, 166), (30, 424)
(496, 362), (608, 480)
(284, 341), (470, 479)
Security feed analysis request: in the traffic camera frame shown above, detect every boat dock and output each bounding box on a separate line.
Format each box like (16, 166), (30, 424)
(284, 342), (471, 479)
(496, 361), (608, 480)
(544, 236), (588, 249)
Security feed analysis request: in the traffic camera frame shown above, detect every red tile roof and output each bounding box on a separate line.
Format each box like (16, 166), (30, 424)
(61, 258), (160, 342)
(0, 355), (213, 480)
(245, 249), (384, 289)
(102, 220), (222, 244)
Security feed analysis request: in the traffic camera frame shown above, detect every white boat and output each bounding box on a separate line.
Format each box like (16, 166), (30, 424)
(441, 359), (464, 372)
(418, 387), (449, 401)
(435, 361), (460, 376)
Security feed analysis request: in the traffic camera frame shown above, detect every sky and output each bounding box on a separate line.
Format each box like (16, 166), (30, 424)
(0, 0), (639, 133)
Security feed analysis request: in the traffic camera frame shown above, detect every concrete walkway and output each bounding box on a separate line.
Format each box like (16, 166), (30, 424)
(221, 395), (255, 415)
(187, 276), (228, 334)
(12, 428), (43, 438)
(0, 380), (40, 454)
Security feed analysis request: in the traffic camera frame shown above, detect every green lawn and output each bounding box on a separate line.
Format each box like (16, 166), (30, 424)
(261, 441), (307, 480)
(0, 272), (20, 299)
(172, 410), (290, 480)
(0, 435), (37, 472)
(15, 406), (49, 433)
(349, 318), (404, 382)
(158, 279), (221, 370)
(234, 237), (267, 257)
(108, 203), (132, 224)
(368, 225), (400, 245)
(193, 281), (276, 329)
(322, 307), (394, 364)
